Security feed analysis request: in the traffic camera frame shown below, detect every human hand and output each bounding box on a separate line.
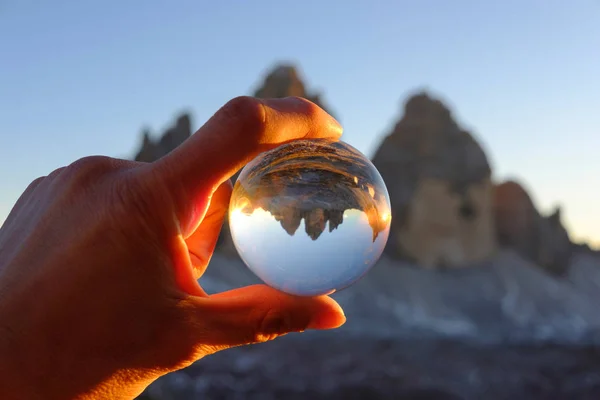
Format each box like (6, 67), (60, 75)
(0, 96), (346, 400)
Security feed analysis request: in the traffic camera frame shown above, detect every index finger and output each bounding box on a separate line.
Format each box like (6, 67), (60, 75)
(144, 96), (342, 233)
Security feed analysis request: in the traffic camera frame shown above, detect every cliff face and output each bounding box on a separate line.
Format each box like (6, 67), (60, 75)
(253, 64), (332, 116)
(371, 93), (496, 267)
(493, 181), (573, 274)
(133, 114), (192, 162)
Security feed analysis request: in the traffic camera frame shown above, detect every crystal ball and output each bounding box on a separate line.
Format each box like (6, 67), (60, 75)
(228, 139), (391, 296)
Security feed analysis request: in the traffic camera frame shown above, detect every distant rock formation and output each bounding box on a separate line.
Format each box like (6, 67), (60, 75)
(129, 64), (595, 272)
(371, 93), (496, 268)
(493, 180), (573, 274)
(133, 114), (192, 162)
(254, 64), (333, 117)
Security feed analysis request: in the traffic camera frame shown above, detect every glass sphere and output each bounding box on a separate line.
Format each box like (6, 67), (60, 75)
(228, 139), (391, 296)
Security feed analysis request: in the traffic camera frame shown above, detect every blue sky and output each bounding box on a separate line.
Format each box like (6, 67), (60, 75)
(230, 207), (387, 295)
(1, 1), (599, 246)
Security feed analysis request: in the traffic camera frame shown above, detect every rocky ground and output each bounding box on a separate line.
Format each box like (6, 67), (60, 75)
(136, 251), (600, 399)
(140, 334), (600, 400)
(199, 251), (600, 343)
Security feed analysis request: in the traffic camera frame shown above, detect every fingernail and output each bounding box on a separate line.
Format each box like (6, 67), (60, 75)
(263, 97), (343, 135)
(262, 96), (311, 113)
(307, 306), (346, 330)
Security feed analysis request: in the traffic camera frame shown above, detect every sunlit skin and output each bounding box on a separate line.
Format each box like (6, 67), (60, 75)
(0, 96), (346, 400)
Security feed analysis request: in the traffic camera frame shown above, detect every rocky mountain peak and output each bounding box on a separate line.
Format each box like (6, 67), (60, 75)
(493, 180), (573, 274)
(133, 113), (192, 162)
(252, 63), (331, 116)
(371, 92), (496, 267)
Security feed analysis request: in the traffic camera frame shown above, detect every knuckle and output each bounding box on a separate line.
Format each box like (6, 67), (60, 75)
(303, 99), (322, 120)
(61, 156), (123, 190)
(218, 96), (267, 134)
(28, 175), (46, 189)
(17, 176), (47, 202)
(23, 166), (67, 195)
(47, 166), (66, 179)
(43, 156), (141, 217)
(292, 95), (319, 114)
(68, 155), (114, 174)
(284, 95), (321, 121)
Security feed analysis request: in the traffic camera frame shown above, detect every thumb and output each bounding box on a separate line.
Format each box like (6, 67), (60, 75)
(186, 285), (346, 351)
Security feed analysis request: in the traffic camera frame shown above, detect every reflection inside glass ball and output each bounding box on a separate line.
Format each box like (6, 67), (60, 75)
(228, 139), (391, 296)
